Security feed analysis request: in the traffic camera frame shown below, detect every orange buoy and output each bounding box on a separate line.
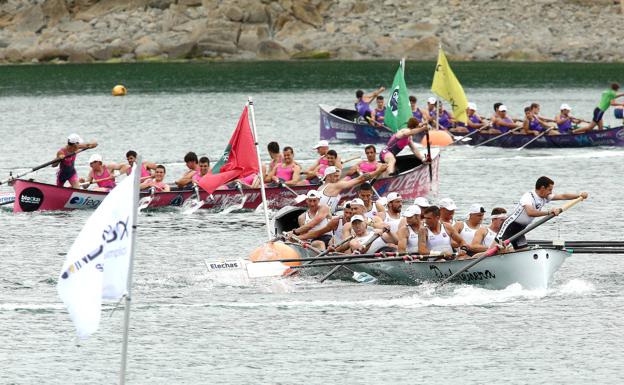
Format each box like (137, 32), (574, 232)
(421, 130), (454, 147)
(248, 241), (301, 266)
(112, 84), (127, 96)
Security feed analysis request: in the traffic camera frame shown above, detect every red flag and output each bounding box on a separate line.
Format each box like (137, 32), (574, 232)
(198, 106), (258, 194)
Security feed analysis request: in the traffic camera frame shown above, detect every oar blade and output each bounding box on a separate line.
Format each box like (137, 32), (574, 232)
(181, 199), (204, 215)
(137, 196), (153, 211)
(246, 261), (290, 278)
(352, 271), (377, 284)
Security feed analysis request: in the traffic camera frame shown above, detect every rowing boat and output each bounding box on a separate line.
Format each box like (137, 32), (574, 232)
(320, 104), (426, 144)
(0, 191), (15, 206)
(267, 206), (569, 290)
(12, 152), (439, 212)
(464, 126), (624, 148)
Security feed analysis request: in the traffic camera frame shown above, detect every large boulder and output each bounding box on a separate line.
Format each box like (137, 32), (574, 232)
(292, 0), (323, 27)
(257, 39), (288, 59)
(42, 0), (70, 27)
(58, 20), (91, 33)
(134, 37), (162, 58)
(224, 6), (244, 22)
(12, 5), (46, 33)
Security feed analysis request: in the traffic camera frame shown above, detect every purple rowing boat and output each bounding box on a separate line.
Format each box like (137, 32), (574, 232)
(466, 126), (624, 148)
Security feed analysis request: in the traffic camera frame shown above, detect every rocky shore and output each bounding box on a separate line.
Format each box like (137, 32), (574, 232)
(0, 0), (623, 64)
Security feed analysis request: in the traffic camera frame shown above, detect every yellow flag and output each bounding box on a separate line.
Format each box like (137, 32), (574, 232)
(431, 47), (468, 124)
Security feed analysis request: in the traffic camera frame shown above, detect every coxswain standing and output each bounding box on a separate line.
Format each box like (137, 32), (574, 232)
(379, 117), (427, 175)
(497, 176), (588, 250)
(575, 83), (624, 133)
(54, 134), (97, 188)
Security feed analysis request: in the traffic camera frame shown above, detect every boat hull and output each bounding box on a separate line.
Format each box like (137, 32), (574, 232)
(284, 244), (568, 290)
(319, 104), (425, 144)
(12, 153), (439, 213)
(466, 126), (624, 148)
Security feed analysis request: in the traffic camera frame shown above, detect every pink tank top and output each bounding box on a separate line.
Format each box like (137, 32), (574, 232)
(59, 148), (76, 167)
(240, 173), (256, 185)
(192, 169), (211, 183)
(358, 161), (378, 173)
(126, 163), (151, 178)
(94, 167), (116, 189)
(152, 180), (168, 191)
(275, 163), (294, 181)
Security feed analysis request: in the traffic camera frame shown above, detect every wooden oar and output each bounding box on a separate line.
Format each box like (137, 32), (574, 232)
(80, 174), (117, 188)
(282, 235), (354, 278)
(450, 124), (490, 145)
(279, 182), (307, 204)
(366, 116), (395, 133)
(473, 126), (522, 147)
(516, 127), (555, 151)
(319, 231), (383, 283)
(436, 196), (585, 289)
(0, 147), (92, 186)
(255, 250), (442, 264)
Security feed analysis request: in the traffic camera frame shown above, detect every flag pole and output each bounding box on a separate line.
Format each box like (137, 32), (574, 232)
(119, 156), (141, 385)
(247, 97), (273, 240)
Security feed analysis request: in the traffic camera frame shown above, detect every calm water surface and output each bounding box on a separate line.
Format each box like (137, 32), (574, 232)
(1, 62), (623, 384)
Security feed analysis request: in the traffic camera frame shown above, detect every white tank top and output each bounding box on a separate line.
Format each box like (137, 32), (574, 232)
(483, 228), (497, 247)
(459, 222), (479, 245)
(427, 222), (453, 253)
(334, 216), (345, 244)
(406, 225), (419, 253)
(318, 184), (341, 213)
(354, 230), (375, 247)
(364, 203), (378, 219)
(383, 211), (402, 234)
(304, 210), (331, 236)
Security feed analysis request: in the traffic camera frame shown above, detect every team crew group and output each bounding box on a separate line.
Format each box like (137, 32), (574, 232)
(287, 175), (587, 259)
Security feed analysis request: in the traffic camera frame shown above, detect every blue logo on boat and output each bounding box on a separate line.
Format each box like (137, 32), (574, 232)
(170, 194), (184, 206)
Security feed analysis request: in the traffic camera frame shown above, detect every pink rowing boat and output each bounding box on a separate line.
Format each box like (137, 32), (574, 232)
(12, 153), (439, 213)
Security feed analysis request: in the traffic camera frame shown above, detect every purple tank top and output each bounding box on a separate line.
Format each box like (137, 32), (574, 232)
(437, 110), (452, 129)
(557, 117), (572, 133)
(529, 117), (545, 132)
(494, 117), (513, 133)
(412, 108), (423, 122)
(356, 99), (371, 117)
(374, 108), (384, 122)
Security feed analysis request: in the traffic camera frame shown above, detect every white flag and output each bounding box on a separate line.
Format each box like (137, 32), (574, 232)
(58, 166), (137, 338)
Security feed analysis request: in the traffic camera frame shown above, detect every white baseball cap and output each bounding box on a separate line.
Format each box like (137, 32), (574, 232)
(350, 214), (365, 223)
(88, 154), (102, 164)
(468, 203), (486, 215)
(323, 166), (339, 177)
(498, 105), (508, 112)
(386, 192), (402, 202)
(439, 198), (457, 211)
(67, 133), (83, 144)
(560, 103), (571, 111)
(350, 198), (365, 207)
(306, 190), (321, 199)
(467, 102), (477, 111)
(402, 205), (421, 217)
(413, 197), (430, 207)
(313, 140), (329, 149)
(427, 97), (437, 104)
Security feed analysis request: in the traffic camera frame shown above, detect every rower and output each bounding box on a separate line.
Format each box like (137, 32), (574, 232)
(54, 133), (97, 188)
(555, 104), (586, 134)
(371, 95), (385, 127)
(409, 95), (427, 123)
(358, 183), (385, 219)
(472, 207), (507, 252)
(306, 141), (342, 182)
(434, 103), (455, 130)
(124, 150), (157, 181)
(292, 190), (332, 250)
(379, 192), (403, 236)
(462, 102), (487, 132)
(347, 215), (393, 254)
(261, 141), (283, 181)
(497, 176), (588, 250)
(267, 146), (301, 187)
(575, 83), (624, 133)
(379, 117), (427, 175)
(175, 152), (199, 189)
(525, 104), (559, 136)
(355, 87), (385, 119)
(397, 205), (426, 253)
(318, 164), (386, 213)
(421, 205), (468, 259)
(490, 105), (518, 135)
(345, 145), (383, 178)
(140, 165), (170, 192)
(454, 204), (486, 254)
(413, 196), (431, 212)
(425, 97), (437, 126)
(438, 198), (457, 225)
(298, 201), (354, 252)
(192, 156), (212, 185)
(81, 154), (123, 192)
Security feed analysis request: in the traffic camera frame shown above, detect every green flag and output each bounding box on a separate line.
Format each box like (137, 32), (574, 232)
(384, 63), (412, 132)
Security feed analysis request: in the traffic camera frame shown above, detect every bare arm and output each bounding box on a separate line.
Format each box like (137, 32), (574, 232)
(176, 170), (196, 188)
(299, 217), (338, 240)
(418, 227), (429, 255)
(294, 205), (330, 235)
(397, 226), (409, 253)
(445, 223), (467, 249)
(552, 192), (588, 201)
(470, 227), (489, 253)
(286, 164), (302, 186)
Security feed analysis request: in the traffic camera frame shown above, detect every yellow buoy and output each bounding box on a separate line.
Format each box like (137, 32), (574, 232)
(248, 241), (301, 266)
(421, 130), (454, 147)
(112, 85), (127, 96)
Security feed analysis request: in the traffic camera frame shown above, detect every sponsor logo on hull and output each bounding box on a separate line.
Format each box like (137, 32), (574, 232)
(18, 187), (44, 212)
(64, 192), (104, 209)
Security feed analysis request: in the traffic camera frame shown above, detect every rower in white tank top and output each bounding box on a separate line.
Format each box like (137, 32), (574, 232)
(364, 204), (379, 219)
(483, 228), (497, 247)
(318, 184), (341, 213)
(458, 222), (480, 245)
(406, 225), (420, 253)
(304, 210), (331, 236)
(427, 221), (454, 254)
(383, 212), (402, 234)
(334, 215), (346, 244)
